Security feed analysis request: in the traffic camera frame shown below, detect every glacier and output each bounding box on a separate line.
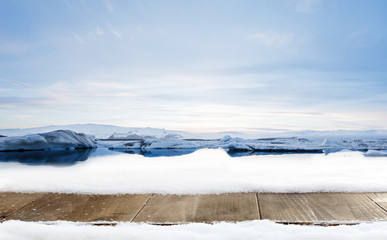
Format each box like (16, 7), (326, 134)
(1, 124), (387, 152)
(0, 130), (96, 151)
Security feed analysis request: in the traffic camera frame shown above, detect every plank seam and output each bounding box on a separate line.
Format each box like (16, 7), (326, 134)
(3, 193), (50, 220)
(255, 193), (262, 220)
(366, 194), (387, 213)
(130, 194), (153, 222)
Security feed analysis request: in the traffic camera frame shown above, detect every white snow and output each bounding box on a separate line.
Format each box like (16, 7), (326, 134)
(2, 220), (387, 240)
(2, 149), (387, 194)
(0, 130), (95, 151)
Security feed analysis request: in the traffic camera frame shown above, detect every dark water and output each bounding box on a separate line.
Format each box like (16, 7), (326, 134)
(0, 148), (199, 166)
(0, 149), (96, 166)
(0, 147), (346, 166)
(110, 148), (197, 157)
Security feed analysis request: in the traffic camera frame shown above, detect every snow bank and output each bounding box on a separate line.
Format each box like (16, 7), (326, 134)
(2, 220), (387, 240)
(0, 130), (95, 151)
(2, 149), (387, 194)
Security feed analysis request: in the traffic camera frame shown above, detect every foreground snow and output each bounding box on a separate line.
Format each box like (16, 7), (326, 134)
(0, 130), (95, 151)
(2, 220), (387, 240)
(2, 149), (387, 194)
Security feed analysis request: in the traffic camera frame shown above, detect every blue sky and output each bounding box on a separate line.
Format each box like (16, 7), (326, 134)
(1, 0), (387, 132)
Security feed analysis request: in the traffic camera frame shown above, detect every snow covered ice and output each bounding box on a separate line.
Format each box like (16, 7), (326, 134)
(364, 150), (387, 157)
(0, 130), (95, 151)
(2, 124), (387, 153)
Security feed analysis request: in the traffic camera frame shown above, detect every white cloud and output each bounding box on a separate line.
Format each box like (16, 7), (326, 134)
(107, 24), (122, 38)
(0, 78), (32, 88)
(73, 34), (84, 43)
(103, 0), (114, 12)
(296, 0), (320, 13)
(248, 32), (293, 47)
(110, 29), (121, 38)
(96, 25), (104, 35)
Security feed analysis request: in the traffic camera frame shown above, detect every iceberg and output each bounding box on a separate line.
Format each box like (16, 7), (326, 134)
(0, 130), (96, 151)
(142, 138), (199, 149)
(364, 150), (387, 157)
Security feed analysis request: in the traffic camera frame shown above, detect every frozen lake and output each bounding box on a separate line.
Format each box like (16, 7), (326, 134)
(1, 148), (387, 194)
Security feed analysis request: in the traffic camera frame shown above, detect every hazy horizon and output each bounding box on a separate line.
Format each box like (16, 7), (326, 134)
(1, 0), (387, 132)
(3, 123), (387, 136)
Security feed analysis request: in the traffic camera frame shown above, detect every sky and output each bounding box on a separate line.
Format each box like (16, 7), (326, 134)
(0, 0), (387, 133)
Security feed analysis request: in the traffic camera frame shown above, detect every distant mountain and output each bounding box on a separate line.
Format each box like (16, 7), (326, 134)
(1, 123), (387, 140)
(0, 124), (186, 139)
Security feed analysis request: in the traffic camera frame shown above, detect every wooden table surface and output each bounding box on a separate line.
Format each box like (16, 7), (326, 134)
(1, 192), (387, 225)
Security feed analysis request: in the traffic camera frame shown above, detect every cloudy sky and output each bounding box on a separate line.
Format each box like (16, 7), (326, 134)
(1, 0), (387, 132)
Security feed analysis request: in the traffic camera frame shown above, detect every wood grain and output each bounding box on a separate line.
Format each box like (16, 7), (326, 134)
(0, 192), (46, 218)
(366, 193), (387, 212)
(259, 193), (318, 222)
(305, 193), (387, 221)
(2, 192), (387, 224)
(6, 193), (151, 222)
(75, 194), (152, 222)
(133, 193), (259, 223)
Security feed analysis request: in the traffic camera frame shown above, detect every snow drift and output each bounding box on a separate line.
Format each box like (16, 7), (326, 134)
(2, 220), (387, 240)
(2, 149), (387, 194)
(0, 130), (96, 151)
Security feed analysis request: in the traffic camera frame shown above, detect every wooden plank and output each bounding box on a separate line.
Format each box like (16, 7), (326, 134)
(366, 193), (387, 212)
(6, 193), (151, 222)
(5, 193), (88, 221)
(259, 193), (318, 222)
(0, 192), (46, 218)
(75, 194), (152, 222)
(305, 193), (387, 222)
(2, 192), (387, 224)
(133, 193), (259, 223)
